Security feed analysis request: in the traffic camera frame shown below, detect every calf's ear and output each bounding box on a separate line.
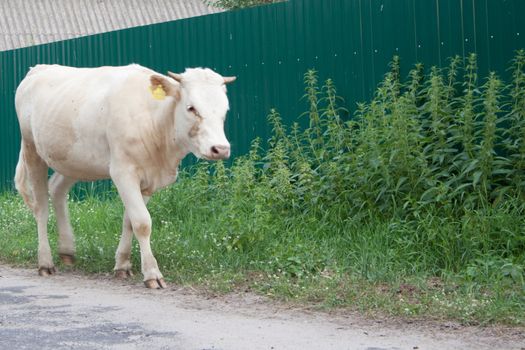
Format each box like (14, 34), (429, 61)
(150, 75), (181, 101)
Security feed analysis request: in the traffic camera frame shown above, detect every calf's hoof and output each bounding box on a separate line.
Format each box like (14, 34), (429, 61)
(115, 269), (134, 279)
(38, 267), (56, 276)
(59, 254), (75, 266)
(144, 278), (167, 289)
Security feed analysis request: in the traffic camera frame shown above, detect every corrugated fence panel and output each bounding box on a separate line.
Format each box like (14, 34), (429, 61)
(1, 0), (525, 191)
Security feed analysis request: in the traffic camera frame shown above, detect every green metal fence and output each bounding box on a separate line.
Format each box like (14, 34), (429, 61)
(1, 0), (524, 191)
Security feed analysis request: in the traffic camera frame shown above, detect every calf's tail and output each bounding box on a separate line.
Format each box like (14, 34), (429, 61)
(14, 142), (34, 210)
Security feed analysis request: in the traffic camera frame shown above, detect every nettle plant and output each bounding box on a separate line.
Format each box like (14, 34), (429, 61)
(248, 51), (525, 220)
(188, 51), (525, 242)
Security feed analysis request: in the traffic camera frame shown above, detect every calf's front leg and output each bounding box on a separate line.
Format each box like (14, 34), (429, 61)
(112, 172), (166, 289)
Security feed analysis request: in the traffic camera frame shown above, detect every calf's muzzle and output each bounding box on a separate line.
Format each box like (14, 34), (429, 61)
(210, 145), (231, 159)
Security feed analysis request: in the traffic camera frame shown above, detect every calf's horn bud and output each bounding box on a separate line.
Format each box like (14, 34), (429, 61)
(223, 76), (237, 84)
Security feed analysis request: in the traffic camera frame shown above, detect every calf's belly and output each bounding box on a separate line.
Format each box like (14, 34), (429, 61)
(36, 135), (112, 181)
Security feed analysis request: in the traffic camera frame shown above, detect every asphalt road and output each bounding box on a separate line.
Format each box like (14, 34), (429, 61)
(0, 265), (523, 350)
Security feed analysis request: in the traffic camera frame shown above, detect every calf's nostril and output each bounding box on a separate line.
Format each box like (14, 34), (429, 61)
(210, 145), (230, 159)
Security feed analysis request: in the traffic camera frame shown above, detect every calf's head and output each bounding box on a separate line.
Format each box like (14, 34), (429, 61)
(151, 68), (235, 160)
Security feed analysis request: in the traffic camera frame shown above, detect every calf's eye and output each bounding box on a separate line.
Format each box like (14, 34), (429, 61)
(186, 105), (196, 113)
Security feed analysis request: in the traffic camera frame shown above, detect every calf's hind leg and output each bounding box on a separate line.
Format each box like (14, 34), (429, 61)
(19, 142), (55, 275)
(114, 197), (150, 279)
(49, 173), (77, 265)
(114, 211), (134, 278)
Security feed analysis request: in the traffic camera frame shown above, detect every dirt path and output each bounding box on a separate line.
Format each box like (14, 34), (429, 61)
(0, 265), (523, 350)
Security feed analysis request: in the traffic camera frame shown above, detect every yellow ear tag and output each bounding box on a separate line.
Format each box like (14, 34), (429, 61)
(150, 84), (166, 100)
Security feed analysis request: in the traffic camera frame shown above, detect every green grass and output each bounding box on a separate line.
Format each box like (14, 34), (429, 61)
(1, 52), (524, 326)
